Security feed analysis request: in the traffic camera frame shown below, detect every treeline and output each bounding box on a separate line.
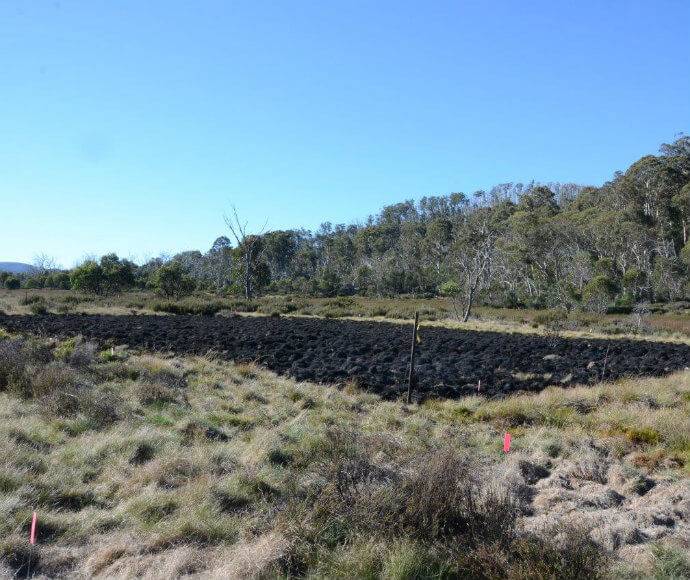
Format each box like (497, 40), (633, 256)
(4, 136), (690, 315)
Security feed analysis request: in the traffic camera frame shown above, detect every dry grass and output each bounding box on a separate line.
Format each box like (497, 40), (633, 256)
(0, 329), (687, 577)
(2, 289), (688, 345)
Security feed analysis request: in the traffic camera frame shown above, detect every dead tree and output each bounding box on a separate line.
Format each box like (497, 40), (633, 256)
(224, 207), (267, 300)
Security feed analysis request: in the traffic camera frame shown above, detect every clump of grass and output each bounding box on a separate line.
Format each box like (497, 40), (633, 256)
(567, 457), (609, 484)
(234, 363), (259, 380)
(180, 420), (229, 442)
(19, 295), (42, 306)
(629, 449), (685, 473)
(623, 426), (662, 445)
(29, 301), (48, 315)
(266, 447), (293, 466)
(540, 438), (563, 458)
(650, 544), (690, 579)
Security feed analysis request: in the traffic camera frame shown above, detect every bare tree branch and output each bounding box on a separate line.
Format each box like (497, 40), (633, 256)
(224, 206), (268, 300)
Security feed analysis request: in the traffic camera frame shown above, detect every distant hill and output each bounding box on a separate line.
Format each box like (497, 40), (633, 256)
(0, 262), (33, 274)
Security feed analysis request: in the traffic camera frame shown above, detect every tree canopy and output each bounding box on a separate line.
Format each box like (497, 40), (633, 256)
(17, 136), (690, 312)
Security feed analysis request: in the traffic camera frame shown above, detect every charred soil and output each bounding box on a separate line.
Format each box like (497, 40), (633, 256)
(1, 313), (688, 399)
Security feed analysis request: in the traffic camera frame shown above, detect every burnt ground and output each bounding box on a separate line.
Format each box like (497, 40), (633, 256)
(1, 313), (689, 399)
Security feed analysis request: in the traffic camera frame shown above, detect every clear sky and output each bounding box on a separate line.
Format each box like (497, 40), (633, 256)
(2, 0), (689, 267)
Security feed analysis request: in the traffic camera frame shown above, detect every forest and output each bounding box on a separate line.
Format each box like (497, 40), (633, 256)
(4, 136), (690, 318)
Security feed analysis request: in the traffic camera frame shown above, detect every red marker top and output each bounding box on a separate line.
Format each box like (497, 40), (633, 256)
(30, 511), (37, 545)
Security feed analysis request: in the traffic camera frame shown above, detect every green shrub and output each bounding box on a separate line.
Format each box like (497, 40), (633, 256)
(4, 276), (20, 290)
(534, 310), (567, 326)
(583, 276), (619, 314)
(150, 262), (196, 299)
(70, 261), (105, 294)
(29, 301), (48, 315)
(439, 281), (460, 296)
(151, 299), (234, 316)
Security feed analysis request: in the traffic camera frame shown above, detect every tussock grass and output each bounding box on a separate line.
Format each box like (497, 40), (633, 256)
(0, 331), (686, 576)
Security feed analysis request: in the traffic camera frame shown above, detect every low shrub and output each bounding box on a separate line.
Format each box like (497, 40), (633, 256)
(30, 361), (80, 398)
(136, 380), (180, 406)
(68, 341), (98, 368)
(258, 297), (301, 315)
(629, 449), (685, 472)
(534, 310), (567, 327)
(29, 302), (48, 315)
(43, 385), (121, 427)
(279, 435), (608, 579)
(135, 364), (187, 406)
(0, 339), (52, 395)
(508, 525), (609, 580)
(19, 295), (42, 306)
(151, 298), (254, 316)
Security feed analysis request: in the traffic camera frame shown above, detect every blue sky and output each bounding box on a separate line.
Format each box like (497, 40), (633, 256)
(2, 0), (689, 267)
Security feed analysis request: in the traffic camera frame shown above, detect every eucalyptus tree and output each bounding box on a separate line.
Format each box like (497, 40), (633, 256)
(672, 183), (690, 245)
(448, 207), (496, 321)
(205, 236), (234, 294)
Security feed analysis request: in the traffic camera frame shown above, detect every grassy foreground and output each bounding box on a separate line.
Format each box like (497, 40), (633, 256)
(0, 331), (689, 578)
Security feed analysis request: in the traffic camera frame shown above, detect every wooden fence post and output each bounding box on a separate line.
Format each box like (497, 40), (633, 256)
(407, 311), (419, 404)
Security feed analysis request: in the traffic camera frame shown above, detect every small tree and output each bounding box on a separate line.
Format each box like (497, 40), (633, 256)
(622, 268), (645, 301)
(439, 280), (461, 319)
(448, 208), (496, 322)
(70, 261), (105, 295)
(4, 276), (20, 290)
(224, 207), (267, 300)
(629, 303), (651, 331)
(672, 183), (690, 245)
(151, 262), (196, 299)
(582, 276), (618, 314)
(652, 256), (685, 301)
(100, 254), (135, 294)
(31, 253), (57, 274)
(44, 272), (71, 290)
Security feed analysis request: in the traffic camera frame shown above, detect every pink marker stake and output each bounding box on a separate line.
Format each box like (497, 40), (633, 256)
(503, 433), (511, 453)
(30, 511), (37, 545)
(477, 380), (481, 393)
